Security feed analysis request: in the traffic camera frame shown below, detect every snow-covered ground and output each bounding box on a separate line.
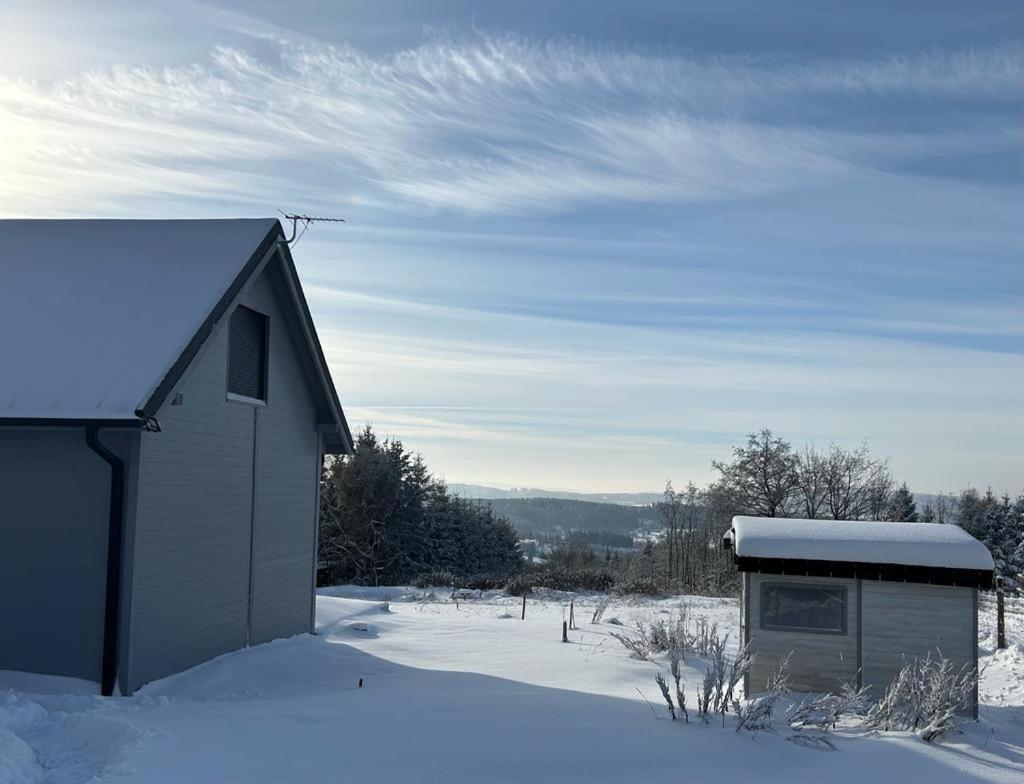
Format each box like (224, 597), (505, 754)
(2, 588), (1022, 783)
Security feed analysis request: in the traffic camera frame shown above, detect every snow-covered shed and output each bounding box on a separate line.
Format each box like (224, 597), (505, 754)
(0, 219), (352, 695)
(724, 516), (993, 714)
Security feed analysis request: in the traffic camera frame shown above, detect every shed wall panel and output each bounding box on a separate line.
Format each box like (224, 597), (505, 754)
(746, 573), (859, 694)
(860, 580), (975, 698)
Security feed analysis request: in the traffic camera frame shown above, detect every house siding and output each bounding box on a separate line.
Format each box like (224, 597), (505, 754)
(244, 270), (320, 645)
(127, 259), (321, 691)
(128, 320), (255, 691)
(0, 428), (133, 682)
(746, 573), (860, 694)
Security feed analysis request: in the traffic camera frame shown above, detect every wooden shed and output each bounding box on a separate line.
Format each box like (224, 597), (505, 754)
(724, 516), (994, 716)
(0, 219), (352, 695)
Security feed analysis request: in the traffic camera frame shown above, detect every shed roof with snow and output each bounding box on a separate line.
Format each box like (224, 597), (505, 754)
(725, 516), (994, 587)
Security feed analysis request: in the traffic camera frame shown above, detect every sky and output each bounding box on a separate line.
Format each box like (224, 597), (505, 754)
(2, 1), (1021, 494)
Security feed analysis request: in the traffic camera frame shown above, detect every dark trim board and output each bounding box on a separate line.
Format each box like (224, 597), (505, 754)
(972, 589), (979, 719)
(742, 572), (750, 698)
(733, 555), (992, 589)
(856, 579), (863, 691)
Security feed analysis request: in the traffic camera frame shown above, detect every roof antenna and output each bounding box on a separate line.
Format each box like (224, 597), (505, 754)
(280, 212), (345, 245)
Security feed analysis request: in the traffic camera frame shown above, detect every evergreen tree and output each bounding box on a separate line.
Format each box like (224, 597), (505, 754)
(887, 483), (919, 522)
(318, 425), (523, 585)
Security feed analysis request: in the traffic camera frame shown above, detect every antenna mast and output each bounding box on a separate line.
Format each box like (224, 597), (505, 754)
(281, 213), (346, 244)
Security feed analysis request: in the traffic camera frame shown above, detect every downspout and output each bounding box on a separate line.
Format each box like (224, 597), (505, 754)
(85, 426), (125, 697)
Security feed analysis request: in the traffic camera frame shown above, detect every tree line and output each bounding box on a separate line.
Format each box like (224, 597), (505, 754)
(317, 426), (522, 586)
(654, 429), (1023, 593)
(317, 425), (1022, 595)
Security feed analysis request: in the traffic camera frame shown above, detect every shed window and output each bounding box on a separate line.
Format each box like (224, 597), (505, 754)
(760, 582), (846, 634)
(227, 306), (268, 401)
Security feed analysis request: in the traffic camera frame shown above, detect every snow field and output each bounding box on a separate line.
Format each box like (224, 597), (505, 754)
(0, 588), (1021, 783)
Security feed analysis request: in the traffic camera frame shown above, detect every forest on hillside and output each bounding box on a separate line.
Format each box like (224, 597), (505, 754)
(477, 497), (656, 537)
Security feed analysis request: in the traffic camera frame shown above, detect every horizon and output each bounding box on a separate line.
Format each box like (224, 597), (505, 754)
(3, 1), (1021, 493)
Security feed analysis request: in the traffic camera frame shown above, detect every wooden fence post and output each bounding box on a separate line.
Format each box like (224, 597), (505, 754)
(569, 600), (575, 630)
(562, 620), (568, 643)
(521, 593), (527, 620)
(996, 576), (1006, 650)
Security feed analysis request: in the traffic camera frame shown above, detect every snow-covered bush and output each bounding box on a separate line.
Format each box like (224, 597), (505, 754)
(413, 571), (458, 588)
(609, 623), (654, 661)
(505, 568), (617, 595)
(503, 574), (534, 596)
(647, 608), (688, 654)
(863, 653), (978, 741)
(591, 597), (611, 624)
(670, 650), (689, 722)
(655, 673), (678, 720)
(611, 576), (669, 597)
(689, 616), (720, 657)
(788, 682), (870, 731)
(733, 654), (791, 732)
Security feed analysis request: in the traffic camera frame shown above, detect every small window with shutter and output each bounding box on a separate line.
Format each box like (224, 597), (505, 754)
(227, 305), (268, 401)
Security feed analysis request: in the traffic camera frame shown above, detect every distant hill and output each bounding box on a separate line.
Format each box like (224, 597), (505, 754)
(449, 483), (663, 506)
(469, 496), (658, 538)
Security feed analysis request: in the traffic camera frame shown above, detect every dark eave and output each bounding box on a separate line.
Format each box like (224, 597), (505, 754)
(277, 241), (353, 454)
(733, 554), (993, 590)
(0, 417), (143, 428)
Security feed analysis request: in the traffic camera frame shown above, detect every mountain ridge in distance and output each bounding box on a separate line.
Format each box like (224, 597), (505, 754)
(448, 483), (663, 506)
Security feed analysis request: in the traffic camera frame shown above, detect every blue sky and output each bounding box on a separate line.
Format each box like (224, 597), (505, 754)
(2, 1), (1021, 493)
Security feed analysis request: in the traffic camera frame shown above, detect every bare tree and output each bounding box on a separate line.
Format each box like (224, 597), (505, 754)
(820, 442), (894, 520)
(657, 481), (683, 579)
(795, 445), (828, 519)
(712, 429), (800, 518)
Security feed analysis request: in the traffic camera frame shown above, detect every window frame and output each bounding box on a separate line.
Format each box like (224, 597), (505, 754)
(225, 304), (270, 405)
(759, 580), (847, 636)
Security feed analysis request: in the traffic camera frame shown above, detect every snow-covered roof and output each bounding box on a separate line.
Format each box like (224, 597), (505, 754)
(0, 219), (279, 420)
(729, 516), (994, 571)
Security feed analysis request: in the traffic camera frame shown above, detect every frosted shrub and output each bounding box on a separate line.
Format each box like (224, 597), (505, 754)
(733, 654), (791, 733)
(724, 641), (755, 713)
(609, 623), (653, 661)
(788, 682), (870, 731)
(655, 673), (678, 721)
(690, 616), (720, 657)
(693, 636), (754, 725)
(696, 667), (717, 722)
(648, 608), (688, 654)
(863, 653), (978, 742)
(670, 650), (689, 722)
(590, 597), (611, 624)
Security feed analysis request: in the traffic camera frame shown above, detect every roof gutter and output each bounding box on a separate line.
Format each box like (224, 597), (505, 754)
(85, 425), (127, 696)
